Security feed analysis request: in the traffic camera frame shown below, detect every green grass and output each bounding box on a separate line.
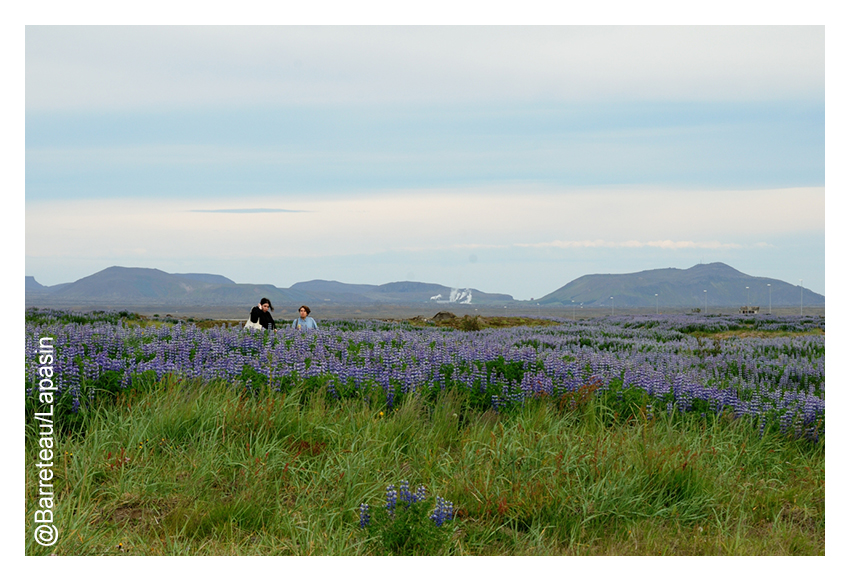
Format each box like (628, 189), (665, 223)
(25, 377), (824, 555)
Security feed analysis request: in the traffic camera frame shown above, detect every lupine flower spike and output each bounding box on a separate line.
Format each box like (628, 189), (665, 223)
(359, 503), (370, 528)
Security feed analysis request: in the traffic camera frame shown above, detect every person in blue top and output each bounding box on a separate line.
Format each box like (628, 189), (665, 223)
(292, 305), (319, 330)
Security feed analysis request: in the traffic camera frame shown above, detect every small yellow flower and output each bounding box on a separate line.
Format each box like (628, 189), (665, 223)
(379, 411), (384, 417)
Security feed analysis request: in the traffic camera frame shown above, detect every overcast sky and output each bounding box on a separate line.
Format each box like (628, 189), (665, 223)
(24, 25), (825, 299)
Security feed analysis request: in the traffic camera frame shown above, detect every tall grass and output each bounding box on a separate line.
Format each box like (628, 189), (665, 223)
(25, 377), (824, 555)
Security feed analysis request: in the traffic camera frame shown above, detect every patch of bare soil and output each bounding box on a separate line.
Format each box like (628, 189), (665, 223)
(101, 496), (178, 531)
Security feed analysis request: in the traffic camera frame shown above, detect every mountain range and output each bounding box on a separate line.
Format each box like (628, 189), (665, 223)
(25, 266), (513, 309)
(25, 263), (824, 310)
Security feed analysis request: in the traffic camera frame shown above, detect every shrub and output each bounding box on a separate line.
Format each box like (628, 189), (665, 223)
(359, 481), (456, 555)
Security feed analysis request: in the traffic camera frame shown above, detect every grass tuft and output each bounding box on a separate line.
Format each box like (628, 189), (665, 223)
(26, 378), (823, 555)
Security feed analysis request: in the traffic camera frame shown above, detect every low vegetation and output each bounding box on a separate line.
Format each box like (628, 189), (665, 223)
(393, 313), (564, 331)
(26, 376), (823, 556)
(25, 309), (824, 555)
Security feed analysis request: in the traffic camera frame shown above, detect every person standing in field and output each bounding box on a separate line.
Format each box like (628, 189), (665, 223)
(292, 305), (318, 330)
(248, 298), (276, 330)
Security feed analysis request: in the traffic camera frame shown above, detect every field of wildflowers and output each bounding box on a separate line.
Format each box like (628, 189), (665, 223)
(25, 309), (824, 440)
(25, 309), (825, 556)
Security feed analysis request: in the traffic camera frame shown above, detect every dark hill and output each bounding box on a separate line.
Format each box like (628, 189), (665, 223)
(172, 273), (236, 285)
(290, 279), (514, 305)
(538, 263), (824, 308)
(373, 281), (513, 304)
(291, 280), (377, 294)
(39, 266), (316, 307)
(25, 267), (515, 309)
(290, 280), (379, 303)
(24, 262), (822, 311)
(49, 267), (186, 302)
(26, 276), (47, 292)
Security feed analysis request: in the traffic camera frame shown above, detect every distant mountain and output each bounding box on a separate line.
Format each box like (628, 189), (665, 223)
(373, 281), (514, 304)
(24, 262), (823, 311)
(25, 267), (515, 309)
(29, 266), (315, 308)
(289, 280), (380, 303)
(172, 273), (236, 285)
(26, 276), (71, 294)
(290, 280), (376, 295)
(26, 276), (47, 292)
(292, 280), (514, 305)
(538, 263), (824, 308)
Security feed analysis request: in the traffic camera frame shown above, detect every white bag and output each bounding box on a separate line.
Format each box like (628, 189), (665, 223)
(244, 318), (263, 330)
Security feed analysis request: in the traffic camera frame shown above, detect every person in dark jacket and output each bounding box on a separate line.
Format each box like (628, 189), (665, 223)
(249, 298), (276, 330)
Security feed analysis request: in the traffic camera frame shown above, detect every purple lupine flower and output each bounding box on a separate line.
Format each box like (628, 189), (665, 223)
(430, 496), (454, 527)
(359, 503), (370, 528)
(385, 484), (397, 516)
(399, 480), (412, 507)
(25, 310), (824, 440)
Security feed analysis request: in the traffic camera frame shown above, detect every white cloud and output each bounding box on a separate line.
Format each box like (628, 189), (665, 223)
(26, 26), (823, 111)
(26, 186), (823, 266)
(515, 240), (745, 249)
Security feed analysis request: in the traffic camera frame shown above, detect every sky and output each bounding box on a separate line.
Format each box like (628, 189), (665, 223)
(23, 24), (826, 300)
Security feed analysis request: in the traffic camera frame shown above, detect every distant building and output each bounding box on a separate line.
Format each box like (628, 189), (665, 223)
(739, 306), (760, 315)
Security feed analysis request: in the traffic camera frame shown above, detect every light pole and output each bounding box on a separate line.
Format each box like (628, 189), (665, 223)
(655, 293), (659, 315)
(703, 289), (707, 314)
(799, 279), (803, 316)
(767, 283), (771, 315)
(571, 300), (575, 321)
(746, 286), (749, 307)
(610, 296), (614, 316)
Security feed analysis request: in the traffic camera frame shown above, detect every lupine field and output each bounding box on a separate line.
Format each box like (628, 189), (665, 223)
(25, 308), (824, 440)
(25, 308), (825, 555)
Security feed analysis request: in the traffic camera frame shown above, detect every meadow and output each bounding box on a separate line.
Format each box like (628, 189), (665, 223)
(24, 309), (825, 555)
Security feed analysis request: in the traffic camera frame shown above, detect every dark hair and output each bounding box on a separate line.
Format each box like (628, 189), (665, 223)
(260, 298), (274, 311)
(299, 305), (311, 315)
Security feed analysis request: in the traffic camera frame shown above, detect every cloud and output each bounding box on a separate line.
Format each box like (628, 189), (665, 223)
(515, 240), (745, 249)
(191, 208), (308, 214)
(26, 26), (824, 111)
(26, 102), (825, 201)
(25, 187), (822, 267)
